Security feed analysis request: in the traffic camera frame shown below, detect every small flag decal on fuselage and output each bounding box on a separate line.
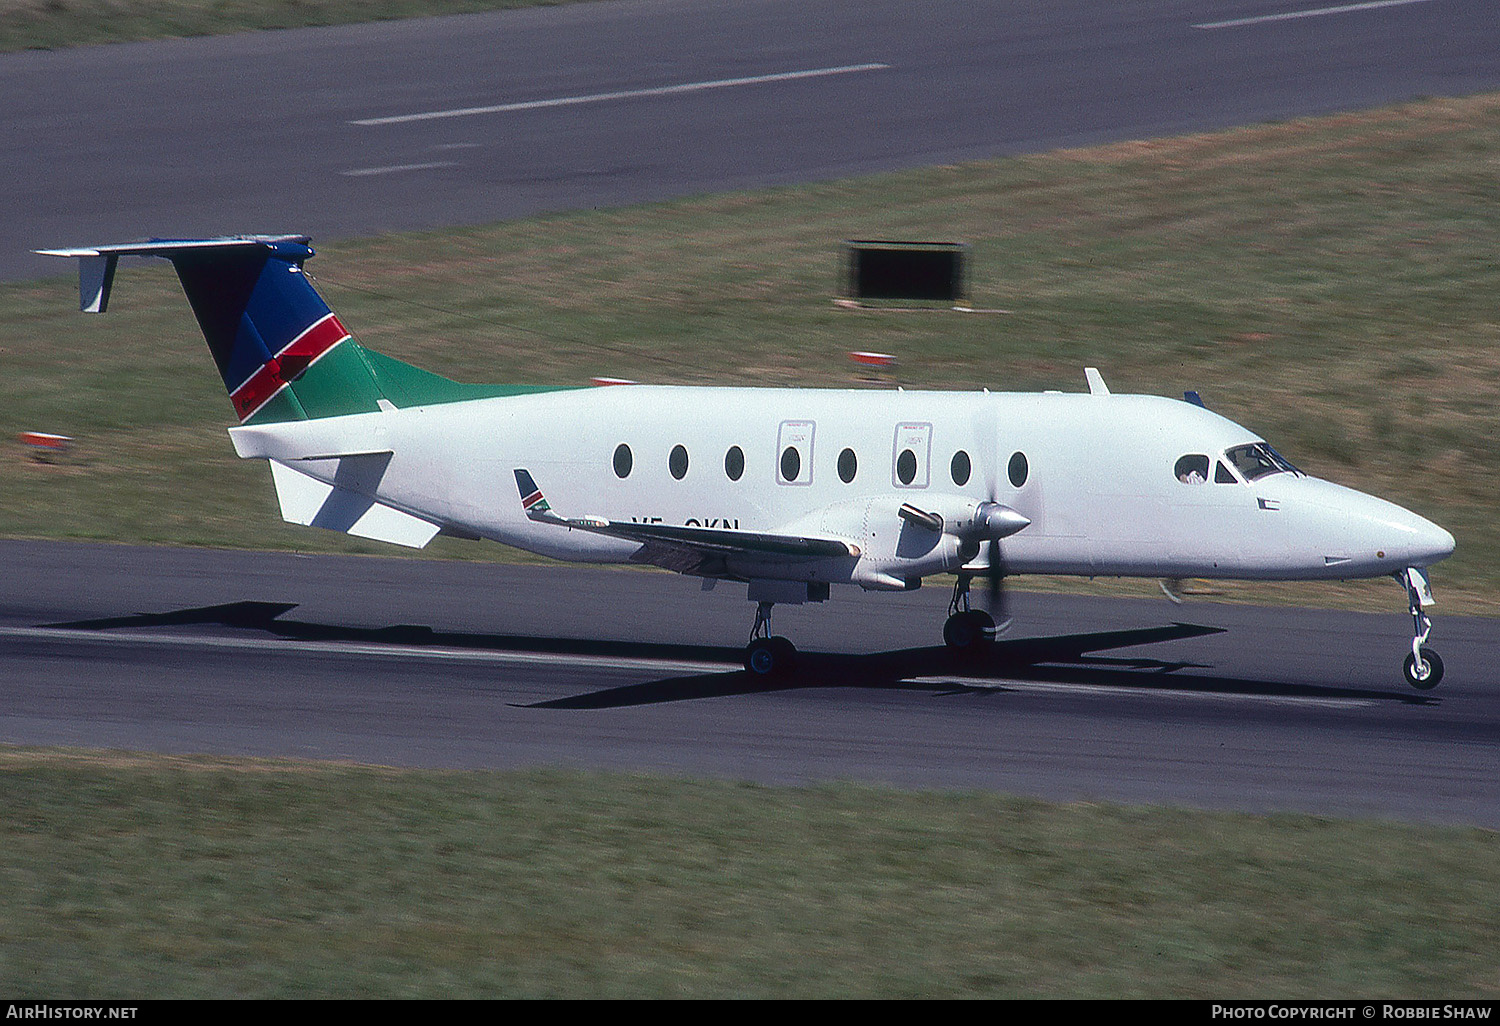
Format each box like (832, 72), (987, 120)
(514, 469), (552, 517)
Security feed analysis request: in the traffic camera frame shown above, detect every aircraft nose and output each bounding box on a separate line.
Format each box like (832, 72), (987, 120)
(1376, 502), (1455, 568)
(1301, 479), (1454, 570)
(1409, 517), (1456, 567)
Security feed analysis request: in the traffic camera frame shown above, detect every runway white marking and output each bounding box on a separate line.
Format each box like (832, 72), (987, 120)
(1193, 0), (1439, 30)
(908, 677), (1374, 709)
(350, 63), (891, 126)
(0, 626), (730, 677)
(340, 161), (460, 177)
(4, 628), (1377, 706)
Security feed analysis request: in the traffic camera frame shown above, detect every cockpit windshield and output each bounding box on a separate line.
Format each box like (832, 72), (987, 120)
(1224, 442), (1302, 481)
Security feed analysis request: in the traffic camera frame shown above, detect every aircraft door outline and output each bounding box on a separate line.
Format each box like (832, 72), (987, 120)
(776, 420), (815, 486)
(892, 422), (932, 489)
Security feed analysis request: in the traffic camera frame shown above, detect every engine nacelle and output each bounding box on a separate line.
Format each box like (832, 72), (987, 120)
(778, 494), (1016, 591)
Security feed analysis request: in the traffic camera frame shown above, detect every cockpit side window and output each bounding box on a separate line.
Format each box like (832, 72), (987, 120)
(1174, 454), (1210, 484)
(1225, 442), (1299, 481)
(1215, 461), (1237, 484)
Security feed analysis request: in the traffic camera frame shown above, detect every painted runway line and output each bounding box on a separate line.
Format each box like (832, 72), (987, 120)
(1193, 0), (1440, 30)
(351, 63), (892, 126)
(909, 677), (1374, 709)
(0, 625), (730, 677)
(340, 161), (460, 177)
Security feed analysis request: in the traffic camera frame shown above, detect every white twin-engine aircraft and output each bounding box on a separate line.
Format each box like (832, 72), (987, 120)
(40, 236), (1456, 687)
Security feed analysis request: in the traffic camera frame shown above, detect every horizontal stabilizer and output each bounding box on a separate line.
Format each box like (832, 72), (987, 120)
(268, 460), (439, 548)
(37, 236), (312, 314)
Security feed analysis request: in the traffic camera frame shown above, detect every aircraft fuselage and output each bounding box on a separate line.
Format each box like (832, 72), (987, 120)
(229, 384), (1455, 590)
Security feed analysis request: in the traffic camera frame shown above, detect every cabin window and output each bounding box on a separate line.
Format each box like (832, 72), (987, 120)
(1008, 451), (1029, 488)
(895, 449), (917, 485)
(613, 443), (633, 478)
(951, 450), (971, 486)
(780, 446), (801, 482)
(838, 448), (857, 483)
(1174, 454), (1210, 484)
(724, 445), (745, 481)
(669, 444), (688, 480)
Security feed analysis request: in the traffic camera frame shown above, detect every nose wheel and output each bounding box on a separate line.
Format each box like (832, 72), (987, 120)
(1396, 567), (1443, 690)
(1403, 650), (1444, 691)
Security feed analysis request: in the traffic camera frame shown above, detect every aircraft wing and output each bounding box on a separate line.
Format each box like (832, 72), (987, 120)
(514, 469), (857, 574)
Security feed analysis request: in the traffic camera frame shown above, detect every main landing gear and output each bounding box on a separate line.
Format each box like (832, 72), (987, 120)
(743, 601), (798, 676)
(1396, 567), (1444, 690)
(943, 574), (996, 652)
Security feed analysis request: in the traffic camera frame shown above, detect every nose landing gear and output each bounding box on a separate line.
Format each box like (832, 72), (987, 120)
(1396, 567), (1443, 690)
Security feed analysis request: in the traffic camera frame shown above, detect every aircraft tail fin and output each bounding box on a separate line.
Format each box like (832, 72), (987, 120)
(38, 236), (388, 425)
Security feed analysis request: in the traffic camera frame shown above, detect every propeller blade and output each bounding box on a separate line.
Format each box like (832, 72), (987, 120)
(971, 397), (1016, 632)
(986, 538), (1003, 611)
(973, 397), (999, 500)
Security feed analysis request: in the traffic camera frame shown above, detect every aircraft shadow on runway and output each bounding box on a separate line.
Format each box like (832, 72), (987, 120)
(46, 599), (1435, 709)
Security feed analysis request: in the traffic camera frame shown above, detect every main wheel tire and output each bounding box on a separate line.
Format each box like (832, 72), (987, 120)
(943, 610), (996, 651)
(745, 636), (797, 676)
(770, 636), (797, 672)
(1403, 649), (1444, 690)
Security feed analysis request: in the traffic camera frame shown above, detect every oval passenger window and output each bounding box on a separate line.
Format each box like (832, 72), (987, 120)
(838, 447), (857, 483)
(780, 446), (801, 482)
(896, 448), (917, 485)
(951, 450), (971, 486)
(1008, 451), (1029, 488)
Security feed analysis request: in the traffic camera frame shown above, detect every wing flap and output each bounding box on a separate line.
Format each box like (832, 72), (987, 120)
(590, 518), (857, 558)
(512, 468), (857, 567)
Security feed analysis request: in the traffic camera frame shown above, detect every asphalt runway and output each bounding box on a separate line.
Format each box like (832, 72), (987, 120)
(5, 0), (1499, 279)
(2, 539), (1495, 827)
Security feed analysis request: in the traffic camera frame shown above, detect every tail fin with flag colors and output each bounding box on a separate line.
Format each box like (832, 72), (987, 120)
(38, 236), (388, 425)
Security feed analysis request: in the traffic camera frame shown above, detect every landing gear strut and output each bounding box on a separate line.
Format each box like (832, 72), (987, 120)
(744, 601), (797, 676)
(943, 574), (995, 652)
(1396, 567), (1443, 690)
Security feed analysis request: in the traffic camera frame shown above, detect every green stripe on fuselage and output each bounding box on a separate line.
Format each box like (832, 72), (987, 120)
(239, 340), (580, 426)
(359, 347), (580, 406)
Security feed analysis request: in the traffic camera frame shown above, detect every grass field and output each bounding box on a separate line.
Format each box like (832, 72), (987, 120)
(0, 0), (580, 52)
(4, 93), (1498, 612)
(1, 747), (1496, 998)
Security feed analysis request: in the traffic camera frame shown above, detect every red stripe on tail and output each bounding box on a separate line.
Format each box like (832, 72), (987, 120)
(230, 314), (350, 421)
